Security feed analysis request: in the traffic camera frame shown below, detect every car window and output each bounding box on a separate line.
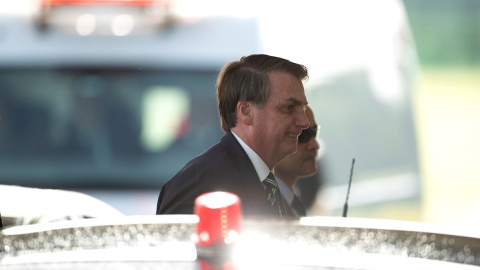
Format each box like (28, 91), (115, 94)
(0, 68), (223, 189)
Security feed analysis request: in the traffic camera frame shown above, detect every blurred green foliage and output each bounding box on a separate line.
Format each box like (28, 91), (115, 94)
(403, 0), (480, 67)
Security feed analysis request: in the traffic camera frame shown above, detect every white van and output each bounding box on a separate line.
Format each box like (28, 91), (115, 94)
(0, 0), (419, 218)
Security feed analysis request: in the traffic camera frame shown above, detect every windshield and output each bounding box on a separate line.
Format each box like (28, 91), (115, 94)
(0, 68), (223, 189)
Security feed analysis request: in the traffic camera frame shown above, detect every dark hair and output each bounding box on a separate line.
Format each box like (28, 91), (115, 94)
(216, 54), (308, 132)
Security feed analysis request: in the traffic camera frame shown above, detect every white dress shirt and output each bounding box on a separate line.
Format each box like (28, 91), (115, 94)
(276, 177), (294, 206)
(231, 131), (271, 183)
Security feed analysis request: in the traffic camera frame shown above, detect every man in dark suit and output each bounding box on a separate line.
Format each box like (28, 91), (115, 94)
(274, 106), (320, 217)
(156, 54), (310, 218)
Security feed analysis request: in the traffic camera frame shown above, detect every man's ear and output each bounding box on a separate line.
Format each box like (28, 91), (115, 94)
(237, 100), (253, 125)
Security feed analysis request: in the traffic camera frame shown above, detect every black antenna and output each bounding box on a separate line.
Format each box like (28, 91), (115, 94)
(342, 158), (355, 217)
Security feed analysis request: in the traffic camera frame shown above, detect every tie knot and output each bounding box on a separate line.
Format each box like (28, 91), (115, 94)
(263, 173), (278, 188)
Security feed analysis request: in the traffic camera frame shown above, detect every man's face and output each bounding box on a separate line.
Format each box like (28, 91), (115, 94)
(274, 107), (319, 179)
(250, 71), (309, 167)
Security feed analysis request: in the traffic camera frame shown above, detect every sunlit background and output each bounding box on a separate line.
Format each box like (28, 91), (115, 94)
(405, 0), (480, 225)
(0, 0), (479, 226)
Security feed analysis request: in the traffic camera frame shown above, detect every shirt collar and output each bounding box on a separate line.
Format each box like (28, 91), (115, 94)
(231, 131), (270, 183)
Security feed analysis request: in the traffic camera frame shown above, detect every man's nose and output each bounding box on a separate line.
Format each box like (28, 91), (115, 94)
(297, 109), (310, 129)
(309, 137), (320, 151)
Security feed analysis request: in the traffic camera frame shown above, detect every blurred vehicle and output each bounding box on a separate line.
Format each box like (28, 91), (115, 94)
(0, 0), (420, 217)
(36, 0), (173, 35)
(1, 214), (480, 269)
(0, 184), (123, 228)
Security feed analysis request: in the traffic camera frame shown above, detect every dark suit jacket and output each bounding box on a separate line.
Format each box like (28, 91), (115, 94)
(285, 195), (306, 217)
(156, 131), (275, 217)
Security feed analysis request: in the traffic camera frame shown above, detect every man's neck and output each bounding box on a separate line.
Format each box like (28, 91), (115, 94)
(231, 127), (278, 170)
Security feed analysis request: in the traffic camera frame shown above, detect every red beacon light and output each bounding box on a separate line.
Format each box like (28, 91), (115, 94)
(194, 192), (242, 257)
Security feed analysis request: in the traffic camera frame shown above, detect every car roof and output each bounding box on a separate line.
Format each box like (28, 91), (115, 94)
(2, 216), (480, 269)
(0, 14), (261, 69)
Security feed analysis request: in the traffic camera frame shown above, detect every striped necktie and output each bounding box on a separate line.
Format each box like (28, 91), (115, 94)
(263, 173), (285, 217)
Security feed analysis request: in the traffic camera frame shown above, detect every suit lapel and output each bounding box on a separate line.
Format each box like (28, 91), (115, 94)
(221, 132), (271, 216)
